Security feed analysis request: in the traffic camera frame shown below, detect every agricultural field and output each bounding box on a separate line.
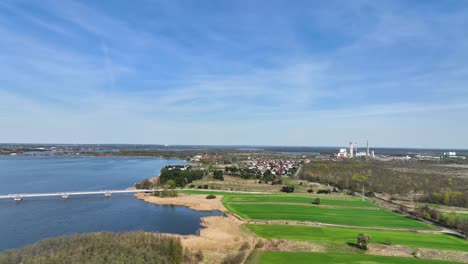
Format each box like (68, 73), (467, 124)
(257, 252), (461, 264)
(223, 195), (376, 207)
(247, 225), (468, 251)
(225, 203), (436, 230)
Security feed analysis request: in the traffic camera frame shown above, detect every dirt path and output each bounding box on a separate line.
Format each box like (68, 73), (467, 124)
(246, 220), (446, 234)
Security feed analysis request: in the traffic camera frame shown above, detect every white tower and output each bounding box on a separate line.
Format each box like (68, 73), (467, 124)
(366, 140), (370, 157)
(349, 142), (354, 157)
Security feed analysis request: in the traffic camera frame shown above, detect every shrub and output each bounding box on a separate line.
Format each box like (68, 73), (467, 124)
(206, 194), (216, 199)
(272, 179), (283, 185)
(203, 184), (209, 189)
(280, 185), (295, 193)
(312, 197), (321, 205)
(222, 251), (246, 264)
(356, 233), (371, 250)
(189, 184), (195, 188)
(317, 189), (331, 194)
(255, 240), (264, 249)
(135, 178), (153, 189)
(239, 242), (250, 250)
(194, 250), (203, 262)
(307, 189), (314, 193)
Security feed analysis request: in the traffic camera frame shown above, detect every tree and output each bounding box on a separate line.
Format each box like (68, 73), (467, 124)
(356, 233), (371, 250)
(213, 170), (224, 181)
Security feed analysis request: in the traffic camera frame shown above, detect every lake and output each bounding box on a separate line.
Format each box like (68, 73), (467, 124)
(0, 156), (222, 251)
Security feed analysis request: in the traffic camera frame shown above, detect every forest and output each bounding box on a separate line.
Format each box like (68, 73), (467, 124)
(158, 166), (204, 187)
(300, 160), (468, 207)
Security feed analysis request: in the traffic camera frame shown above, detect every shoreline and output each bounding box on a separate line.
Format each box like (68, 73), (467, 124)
(134, 192), (256, 263)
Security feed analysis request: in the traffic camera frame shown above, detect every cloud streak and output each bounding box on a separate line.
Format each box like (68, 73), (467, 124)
(0, 0), (468, 147)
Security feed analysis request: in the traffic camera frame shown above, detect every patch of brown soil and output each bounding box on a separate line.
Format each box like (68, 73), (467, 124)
(368, 244), (468, 263)
(368, 244), (413, 257)
(135, 193), (226, 212)
(419, 248), (468, 263)
(262, 239), (325, 252)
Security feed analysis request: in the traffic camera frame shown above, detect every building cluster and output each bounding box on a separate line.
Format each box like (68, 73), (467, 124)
(245, 159), (301, 176)
(336, 140), (375, 159)
(442, 152), (466, 160)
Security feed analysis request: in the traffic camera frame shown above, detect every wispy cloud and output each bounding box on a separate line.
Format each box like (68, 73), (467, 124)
(0, 0), (467, 147)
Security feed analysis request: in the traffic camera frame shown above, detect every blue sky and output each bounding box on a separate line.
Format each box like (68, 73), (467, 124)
(1, 0), (468, 148)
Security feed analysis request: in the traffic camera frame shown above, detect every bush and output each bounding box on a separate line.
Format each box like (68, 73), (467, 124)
(194, 250), (203, 262)
(255, 240), (264, 249)
(222, 251), (246, 264)
(197, 185), (203, 189)
(271, 179), (283, 185)
(312, 197), (321, 205)
(135, 178), (153, 189)
(239, 242), (250, 250)
(280, 185), (295, 193)
(189, 184), (195, 188)
(203, 184), (209, 189)
(317, 189), (331, 194)
(307, 189), (314, 193)
(206, 194), (216, 199)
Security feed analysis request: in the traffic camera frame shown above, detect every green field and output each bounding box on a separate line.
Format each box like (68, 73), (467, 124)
(226, 203), (435, 230)
(223, 195), (376, 207)
(247, 225), (468, 251)
(258, 252), (460, 264)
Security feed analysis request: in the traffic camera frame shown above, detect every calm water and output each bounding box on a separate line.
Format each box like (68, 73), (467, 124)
(0, 156), (222, 251)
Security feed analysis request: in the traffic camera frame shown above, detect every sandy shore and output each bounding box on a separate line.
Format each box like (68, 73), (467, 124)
(135, 193), (257, 263)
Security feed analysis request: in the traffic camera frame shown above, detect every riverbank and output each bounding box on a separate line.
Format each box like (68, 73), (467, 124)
(135, 193), (257, 263)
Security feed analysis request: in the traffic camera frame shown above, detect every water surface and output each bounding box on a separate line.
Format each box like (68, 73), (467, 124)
(0, 156), (221, 251)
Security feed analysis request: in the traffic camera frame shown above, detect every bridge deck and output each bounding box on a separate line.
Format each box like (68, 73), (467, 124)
(0, 189), (158, 199)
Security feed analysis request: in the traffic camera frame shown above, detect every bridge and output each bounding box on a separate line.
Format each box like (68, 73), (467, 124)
(0, 189), (156, 201)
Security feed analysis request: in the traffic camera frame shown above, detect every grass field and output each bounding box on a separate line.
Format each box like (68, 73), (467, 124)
(247, 224), (468, 251)
(223, 195), (376, 207)
(258, 252), (461, 264)
(225, 203), (435, 230)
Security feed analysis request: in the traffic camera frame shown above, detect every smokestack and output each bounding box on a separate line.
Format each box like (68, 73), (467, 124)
(366, 140), (370, 157)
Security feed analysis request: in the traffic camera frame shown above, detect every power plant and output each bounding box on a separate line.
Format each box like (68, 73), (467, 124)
(337, 140), (374, 158)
